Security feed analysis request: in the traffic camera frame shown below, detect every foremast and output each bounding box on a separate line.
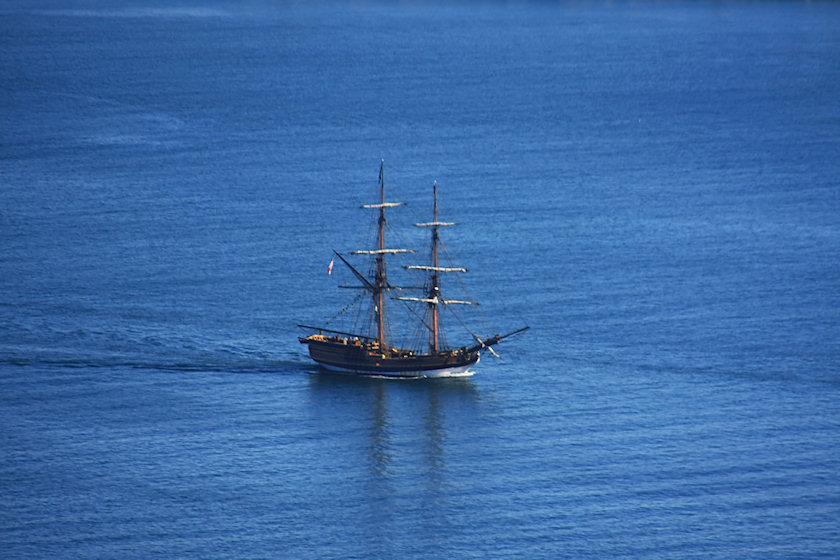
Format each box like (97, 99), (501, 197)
(404, 181), (472, 354)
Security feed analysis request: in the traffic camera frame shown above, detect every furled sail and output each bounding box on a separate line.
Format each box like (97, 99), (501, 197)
(405, 265), (467, 272)
(354, 249), (415, 255)
(396, 296), (477, 305)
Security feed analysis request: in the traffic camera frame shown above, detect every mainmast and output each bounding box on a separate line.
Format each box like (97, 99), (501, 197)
(375, 163), (387, 347)
(354, 161), (411, 350)
(430, 182), (441, 352)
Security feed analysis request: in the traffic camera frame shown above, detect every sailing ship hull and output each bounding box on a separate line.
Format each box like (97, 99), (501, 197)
(300, 335), (479, 378)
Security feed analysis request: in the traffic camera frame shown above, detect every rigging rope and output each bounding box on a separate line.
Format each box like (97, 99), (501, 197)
(325, 291), (365, 327)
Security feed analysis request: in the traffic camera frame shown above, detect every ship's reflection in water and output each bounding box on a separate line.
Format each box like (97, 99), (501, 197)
(307, 369), (483, 552)
(307, 371), (481, 484)
(369, 382), (392, 477)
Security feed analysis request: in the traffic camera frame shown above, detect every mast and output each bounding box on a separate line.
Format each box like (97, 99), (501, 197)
(402, 182), (471, 353)
(376, 162), (387, 348)
(430, 181), (440, 352)
(354, 161), (410, 349)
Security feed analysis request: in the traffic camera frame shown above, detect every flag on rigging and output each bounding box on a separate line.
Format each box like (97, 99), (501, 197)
(328, 258), (334, 275)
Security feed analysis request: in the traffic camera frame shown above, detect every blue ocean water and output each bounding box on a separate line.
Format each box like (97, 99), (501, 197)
(2, 1), (840, 558)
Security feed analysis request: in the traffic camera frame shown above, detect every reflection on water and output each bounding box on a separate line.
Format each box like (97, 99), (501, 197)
(307, 372), (480, 484)
(424, 387), (444, 458)
(369, 382), (391, 477)
(424, 386), (444, 485)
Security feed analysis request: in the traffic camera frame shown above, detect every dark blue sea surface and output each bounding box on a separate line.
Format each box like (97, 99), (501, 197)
(2, 1), (840, 558)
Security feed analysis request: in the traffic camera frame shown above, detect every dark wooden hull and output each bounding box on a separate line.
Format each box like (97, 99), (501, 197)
(299, 335), (479, 378)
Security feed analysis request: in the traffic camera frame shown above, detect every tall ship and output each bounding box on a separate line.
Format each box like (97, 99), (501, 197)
(299, 162), (528, 378)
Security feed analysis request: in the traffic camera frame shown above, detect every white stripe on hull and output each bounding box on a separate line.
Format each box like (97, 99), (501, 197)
(316, 353), (479, 379)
